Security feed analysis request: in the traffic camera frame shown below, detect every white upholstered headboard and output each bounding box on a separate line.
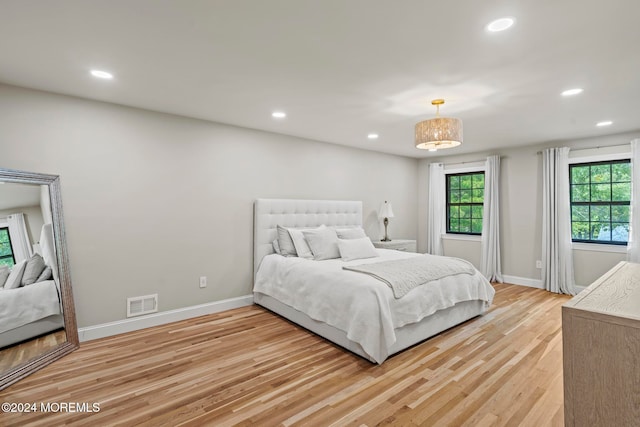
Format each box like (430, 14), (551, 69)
(253, 199), (363, 278)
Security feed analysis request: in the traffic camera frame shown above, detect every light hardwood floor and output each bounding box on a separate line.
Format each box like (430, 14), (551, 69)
(0, 329), (67, 373)
(0, 284), (570, 426)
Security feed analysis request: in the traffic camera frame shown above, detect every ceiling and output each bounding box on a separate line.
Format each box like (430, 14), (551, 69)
(1, 1), (638, 158)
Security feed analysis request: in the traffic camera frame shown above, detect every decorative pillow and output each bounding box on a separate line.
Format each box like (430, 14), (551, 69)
(22, 253), (47, 286)
(4, 259), (28, 290)
(272, 239), (282, 255)
(288, 226), (320, 259)
(35, 266), (53, 283)
(336, 227), (367, 239)
(303, 227), (340, 260)
(276, 225), (297, 256)
(338, 237), (379, 262)
(0, 266), (9, 288)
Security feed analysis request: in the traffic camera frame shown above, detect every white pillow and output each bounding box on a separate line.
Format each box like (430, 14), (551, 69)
(303, 227), (340, 260)
(272, 239), (281, 255)
(276, 225), (297, 256)
(338, 237), (379, 262)
(288, 226), (321, 259)
(336, 227), (367, 239)
(0, 266), (9, 288)
(4, 259), (28, 290)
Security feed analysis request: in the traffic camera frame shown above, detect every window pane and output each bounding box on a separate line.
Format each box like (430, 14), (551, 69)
(450, 190), (460, 203)
(611, 223), (629, 242)
(571, 166), (590, 184)
(612, 183), (631, 202)
(460, 175), (472, 189)
(460, 205), (471, 218)
(591, 165), (610, 183)
(572, 205), (589, 222)
(471, 219), (483, 234)
(472, 189), (484, 203)
(571, 184), (589, 202)
(612, 163), (631, 182)
(459, 219), (471, 233)
(572, 222), (590, 240)
(612, 205), (630, 222)
(590, 205), (610, 222)
(471, 205), (483, 219)
(591, 184), (611, 202)
(472, 174), (484, 189)
(449, 205), (459, 219)
(449, 175), (460, 189)
(591, 223), (610, 241)
(460, 190), (472, 203)
(449, 220), (459, 232)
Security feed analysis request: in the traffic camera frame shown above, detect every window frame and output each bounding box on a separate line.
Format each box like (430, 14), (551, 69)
(0, 225), (16, 267)
(446, 170), (485, 236)
(569, 158), (631, 246)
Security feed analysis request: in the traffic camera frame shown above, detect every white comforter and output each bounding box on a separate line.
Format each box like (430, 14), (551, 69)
(254, 249), (495, 363)
(0, 280), (61, 334)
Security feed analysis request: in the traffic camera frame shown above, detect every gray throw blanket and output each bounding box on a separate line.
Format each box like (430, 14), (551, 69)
(343, 254), (476, 298)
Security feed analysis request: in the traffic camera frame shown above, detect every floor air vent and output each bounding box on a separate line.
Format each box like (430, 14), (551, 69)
(127, 294), (158, 318)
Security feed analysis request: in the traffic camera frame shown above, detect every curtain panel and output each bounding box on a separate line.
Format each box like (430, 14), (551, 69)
(480, 155), (503, 282)
(427, 163), (445, 255)
(541, 147), (576, 295)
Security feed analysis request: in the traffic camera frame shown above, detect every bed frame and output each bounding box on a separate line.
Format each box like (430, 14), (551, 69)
(253, 198), (486, 363)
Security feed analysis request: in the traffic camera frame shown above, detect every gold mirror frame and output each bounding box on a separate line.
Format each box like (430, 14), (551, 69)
(0, 168), (78, 390)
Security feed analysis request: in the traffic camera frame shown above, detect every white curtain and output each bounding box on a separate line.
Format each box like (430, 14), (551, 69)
(427, 162), (445, 255)
(480, 155), (503, 282)
(628, 139), (640, 263)
(7, 213), (33, 264)
(542, 147), (576, 295)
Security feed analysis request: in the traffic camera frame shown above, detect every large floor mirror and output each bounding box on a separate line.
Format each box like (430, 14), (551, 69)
(0, 168), (78, 390)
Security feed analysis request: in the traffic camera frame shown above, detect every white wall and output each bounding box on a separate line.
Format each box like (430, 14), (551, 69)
(418, 131), (640, 287)
(0, 84), (419, 327)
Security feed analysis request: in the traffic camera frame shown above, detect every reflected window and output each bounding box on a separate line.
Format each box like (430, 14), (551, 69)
(0, 226), (15, 267)
(570, 159), (631, 245)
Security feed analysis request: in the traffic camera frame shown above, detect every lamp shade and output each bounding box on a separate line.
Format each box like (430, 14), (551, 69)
(415, 99), (463, 151)
(378, 201), (395, 219)
(415, 117), (463, 150)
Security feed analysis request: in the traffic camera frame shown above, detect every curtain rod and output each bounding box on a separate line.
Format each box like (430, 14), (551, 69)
(442, 158), (486, 167)
(536, 142), (630, 155)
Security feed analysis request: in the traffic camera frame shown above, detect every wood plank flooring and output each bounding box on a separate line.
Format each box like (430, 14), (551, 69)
(0, 284), (571, 426)
(0, 329), (67, 373)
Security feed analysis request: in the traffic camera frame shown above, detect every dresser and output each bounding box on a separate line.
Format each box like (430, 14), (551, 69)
(372, 239), (417, 252)
(562, 261), (640, 427)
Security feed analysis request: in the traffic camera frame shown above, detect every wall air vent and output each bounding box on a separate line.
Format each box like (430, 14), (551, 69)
(127, 294), (158, 318)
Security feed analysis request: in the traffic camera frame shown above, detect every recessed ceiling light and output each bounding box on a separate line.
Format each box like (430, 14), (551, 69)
(272, 111), (286, 119)
(561, 88), (583, 97)
(596, 121), (613, 127)
(486, 17), (515, 32)
(90, 69), (113, 79)
(367, 133), (379, 139)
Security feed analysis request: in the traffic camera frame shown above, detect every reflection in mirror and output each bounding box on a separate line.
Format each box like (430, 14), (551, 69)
(0, 169), (78, 390)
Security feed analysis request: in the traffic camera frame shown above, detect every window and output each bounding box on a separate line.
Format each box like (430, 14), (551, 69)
(570, 159), (631, 245)
(0, 227), (15, 267)
(447, 172), (484, 235)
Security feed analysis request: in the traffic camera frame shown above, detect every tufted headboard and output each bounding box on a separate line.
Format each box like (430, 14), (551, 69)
(253, 199), (363, 278)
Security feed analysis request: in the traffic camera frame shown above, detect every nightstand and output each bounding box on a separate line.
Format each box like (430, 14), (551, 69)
(373, 239), (417, 252)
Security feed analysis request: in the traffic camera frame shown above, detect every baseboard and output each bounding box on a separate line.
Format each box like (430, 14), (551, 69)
(502, 275), (544, 289)
(78, 294), (254, 342)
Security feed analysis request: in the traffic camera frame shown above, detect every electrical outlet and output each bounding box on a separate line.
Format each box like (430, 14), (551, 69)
(536, 260), (542, 269)
(199, 276), (207, 288)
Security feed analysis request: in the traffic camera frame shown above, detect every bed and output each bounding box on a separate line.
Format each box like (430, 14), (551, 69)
(253, 199), (495, 363)
(0, 223), (64, 349)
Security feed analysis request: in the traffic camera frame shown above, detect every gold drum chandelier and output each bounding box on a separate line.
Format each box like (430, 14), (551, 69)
(415, 99), (463, 151)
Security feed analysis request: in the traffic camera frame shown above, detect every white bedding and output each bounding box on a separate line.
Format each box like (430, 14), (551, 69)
(0, 280), (61, 334)
(254, 249), (495, 363)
